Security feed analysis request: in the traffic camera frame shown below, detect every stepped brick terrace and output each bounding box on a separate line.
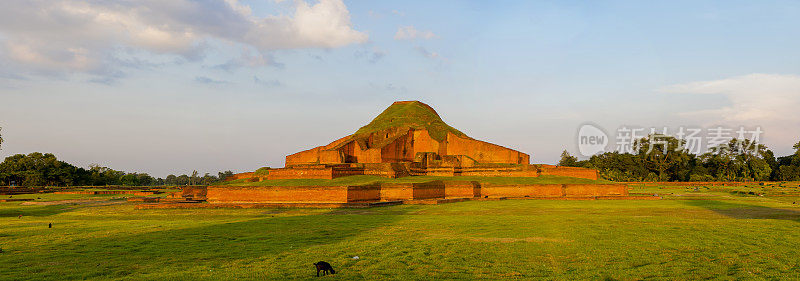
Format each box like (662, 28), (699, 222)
(165, 101), (634, 207)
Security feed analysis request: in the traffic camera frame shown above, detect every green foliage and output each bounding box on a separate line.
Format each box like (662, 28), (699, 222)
(558, 150), (579, 167)
(577, 135), (792, 182)
(176, 175), (190, 185)
(777, 166), (800, 181)
(0, 152), (230, 187)
(253, 167), (271, 176)
(794, 141), (800, 165)
(218, 171), (234, 180)
(353, 101), (466, 142)
(0, 126), (3, 150)
(701, 139), (772, 181)
(582, 152), (650, 181)
(0, 153), (81, 186)
(635, 134), (691, 181)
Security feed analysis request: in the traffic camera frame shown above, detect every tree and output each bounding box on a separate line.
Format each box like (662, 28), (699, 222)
(778, 165), (800, 181)
(200, 173), (218, 185)
(0, 126), (4, 150)
(87, 165), (124, 186)
(793, 141), (800, 166)
(583, 152), (648, 181)
(136, 173), (154, 186)
(165, 175), (177, 185)
(120, 173), (139, 186)
(190, 170), (199, 185)
(701, 139), (772, 181)
(558, 150), (579, 167)
(176, 175), (190, 186)
(0, 153), (82, 187)
(734, 139), (772, 181)
(634, 134), (691, 181)
(218, 171), (234, 181)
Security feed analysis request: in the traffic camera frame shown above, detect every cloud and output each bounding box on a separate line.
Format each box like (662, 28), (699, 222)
(662, 73), (800, 151)
(213, 50), (283, 71)
(414, 46), (447, 63)
(0, 0), (367, 80)
(254, 76), (281, 87)
(355, 47), (387, 63)
(367, 10), (383, 19)
(394, 26), (437, 40)
(195, 76), (230, 84)
(662, 74), (800, 123)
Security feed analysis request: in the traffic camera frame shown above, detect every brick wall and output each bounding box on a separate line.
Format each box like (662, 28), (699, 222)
(267, 167), (335, 180)
(207, 186), (350, 203)
(481, 184), (564, 198)
(445, 132), (530, 164)
(225, 172), (255, 181)
(539, 166), (598, 180)
(563, 184), (628, 197)
(480, 183), (628, 198)
(444, 181), (481, 198)
(181, 186), (208, 200)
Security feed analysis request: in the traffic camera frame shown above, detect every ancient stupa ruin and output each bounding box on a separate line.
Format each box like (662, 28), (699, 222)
(238, 100), (596, 181)
(165, 101), (632, 208)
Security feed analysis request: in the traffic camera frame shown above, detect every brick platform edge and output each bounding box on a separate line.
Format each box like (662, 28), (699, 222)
(135, 195), (661, 209)
(135, 201), (403, 209)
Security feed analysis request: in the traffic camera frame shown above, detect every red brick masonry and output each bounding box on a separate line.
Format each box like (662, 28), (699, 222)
(191, 181), (629, 204)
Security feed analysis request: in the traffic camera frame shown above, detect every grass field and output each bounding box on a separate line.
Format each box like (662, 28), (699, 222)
(2, 183), (800, 280)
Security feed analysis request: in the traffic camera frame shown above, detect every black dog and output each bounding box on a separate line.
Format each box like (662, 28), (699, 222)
(314, 261), (336, 277)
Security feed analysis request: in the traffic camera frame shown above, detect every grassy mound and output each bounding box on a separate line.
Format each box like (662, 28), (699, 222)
(353, 101), (466, 142)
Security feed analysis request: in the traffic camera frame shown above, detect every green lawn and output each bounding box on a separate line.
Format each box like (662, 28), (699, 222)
(2, 184), (800, 280)
(220, 175), (611, 187)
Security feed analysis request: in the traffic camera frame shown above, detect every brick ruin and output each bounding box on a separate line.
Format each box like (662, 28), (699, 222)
(158, 101), (635, 207)
(244, 101), (597, 181)
(170, 182), (632, 206)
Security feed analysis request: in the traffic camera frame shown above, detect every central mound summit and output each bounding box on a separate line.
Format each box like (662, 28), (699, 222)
(353, 101), (467, 142)
(286, 100), (530, 166)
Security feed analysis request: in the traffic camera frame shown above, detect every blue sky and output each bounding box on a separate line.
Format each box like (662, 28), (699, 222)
(1, 0), (799, 177)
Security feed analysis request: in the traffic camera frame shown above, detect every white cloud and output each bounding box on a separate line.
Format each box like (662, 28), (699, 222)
(394, 26), (437, 40)
(0, 0), (367, 80)
(662, 73), (800, 151)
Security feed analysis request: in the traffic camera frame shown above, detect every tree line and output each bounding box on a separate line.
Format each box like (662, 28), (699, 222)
(0, 152), (234, 187)
(559, 135), (800, 182)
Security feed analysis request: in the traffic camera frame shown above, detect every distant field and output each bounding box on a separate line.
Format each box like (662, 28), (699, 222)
(219, 174), (611, 187)
(2, 182), (800, 280)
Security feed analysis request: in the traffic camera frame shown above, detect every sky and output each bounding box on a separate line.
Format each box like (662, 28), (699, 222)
(1, 0), (799, 177)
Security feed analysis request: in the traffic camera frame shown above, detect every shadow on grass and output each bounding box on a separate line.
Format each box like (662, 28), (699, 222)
(682, 200), (800, 221)
(0, 204), (73, 217)
(0, 207), (410, 280)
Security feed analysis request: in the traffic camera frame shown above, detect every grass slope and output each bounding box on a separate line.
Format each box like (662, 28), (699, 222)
(2, 183), (800, 280)
(353, 101), (466, 142)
